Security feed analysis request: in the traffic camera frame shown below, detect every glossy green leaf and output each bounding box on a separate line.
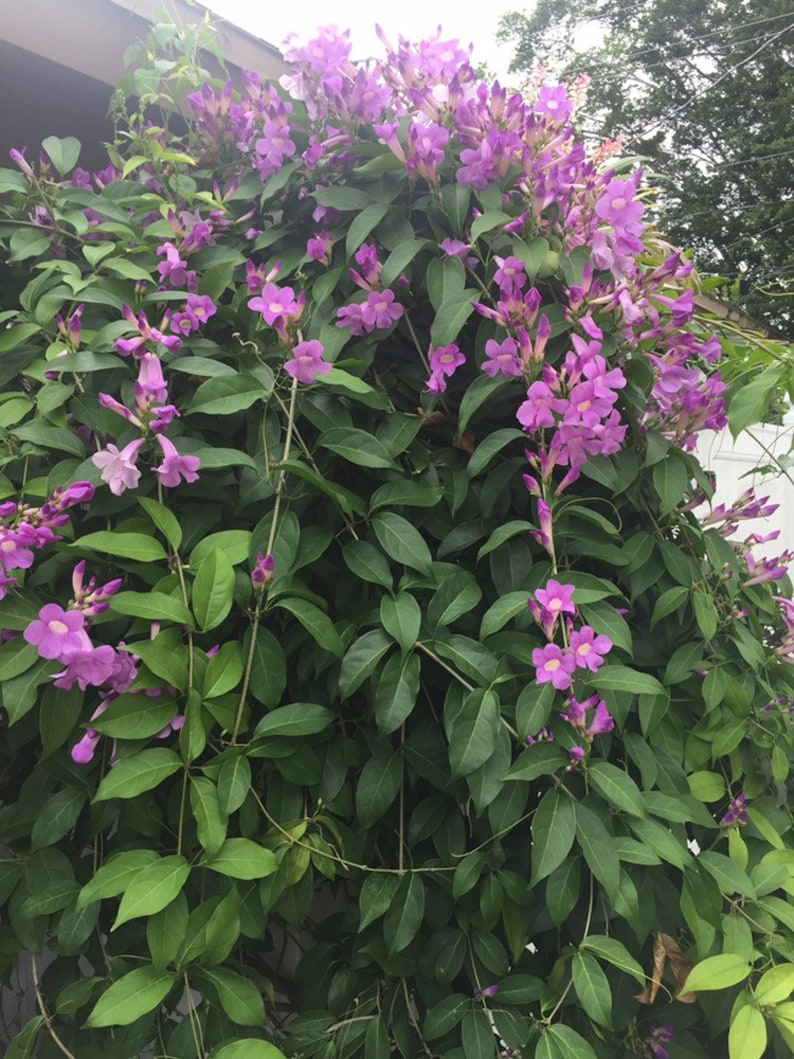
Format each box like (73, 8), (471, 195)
(572, 951), (612, 1028)
(109, 590), (193, 625)
(112, 855), (191, 929)
(372, 512), (433, 574)
(203, 838), (278, 879)
(683, 953), (752, 992)
(192, 547), (235, 631)
(85, 966), (175, 1028)
(588, 762), (646, 818)
(73, 532), (167, 563)
(275, 597), (344, 656)
(530, 790), (576, 885)
(93, 748), (182, 802)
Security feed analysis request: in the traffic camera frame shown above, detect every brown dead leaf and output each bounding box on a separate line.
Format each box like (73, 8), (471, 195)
(634, 932), (697, 1005)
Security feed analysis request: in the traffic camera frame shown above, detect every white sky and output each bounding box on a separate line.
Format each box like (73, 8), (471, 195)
(203, 0), (520, 82)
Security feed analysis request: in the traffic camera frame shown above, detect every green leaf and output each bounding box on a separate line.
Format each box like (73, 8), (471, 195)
(200, 966), (266, 1026)
(318, 427), (396, 468)
(531, 790), (576, 885)
(575, 803), (620, 900)
(125, 630), (189, 691)
(372, 512), (432, 574)
(112, 856), (191, 929)
(369, 478), (443, 510)
(651, 585), (689, 626)
(4, 1016), (44, 1058)
(2, 656), (53, 724)
(73, 532), (167, 563)
(572, 952), (612, 1028)
(461, 1009), (496, 1058)
(93, 748), (182, 801)
(653, 454), (690, 516)
(683, 953), (752, 992)
(30, 788), (86, 850)
(728, 1005), (767, 1059)
(147, 893), (188, 970)
(213, 1042), (286, 1059)
(109, 590), (193, 626)
(580, 935), (645, 984)
(428, 570), (482, 628)
(699, 851), (756, 898)
(253, 702), (334, 738)
(467, 427), (525, 477)
(247, 624), (287, 707)
(342, 539), (393, 588)
(340, 629), (393, 697)
(91, 694), (178, 740)
(187, 372), (271, 415)
(383, 874), (425, 953)
(423, 994), (469, 1040)
(506, 741), (568, 780)
(427, 256), (466, 311)
(539, 1024), (599, 1059)
(313, 186), (376, 210)
(275, 597), (344, 656)
(0, 637), (38, 682)
(138, 496), (182, 550)
(192, 547), (235, 631)
(345, 201), (391, 255)
(203, 838), (278, 880)
(358, 873), (401, 931)
(190, 776), (227, 857)
(728, 362), (786, 437)
(592, 665), (667, 698)
(457, 373), (509, 435)
(191, 530), (252, 568)
(446, 689), (500, 779)
(85, 966), (175, 1028)
(588, 762), (646, 818)
(375, 652), (421, 735)
(13, 421), (85, 457)
(356, 748), (401, 827)
(216, 752), (252, 816)
(755, 964), (794, 1005)
(480, 591), (530, 638)
(203, 641), (244, 698)
(381, 592), (421, 651)
(42, 135), (81, 175)
(77, 850), (160, 909)
(477, 520), (534, 560)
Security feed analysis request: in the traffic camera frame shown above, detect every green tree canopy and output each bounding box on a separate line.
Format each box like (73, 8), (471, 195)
(499, 0), (794, 336)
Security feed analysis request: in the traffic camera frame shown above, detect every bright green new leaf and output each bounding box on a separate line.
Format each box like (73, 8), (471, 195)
(203, 838), (278, 879)
(683, 953), (752, 993)
(728, 1003), (767, 1059)
(93, 748), (182, 802)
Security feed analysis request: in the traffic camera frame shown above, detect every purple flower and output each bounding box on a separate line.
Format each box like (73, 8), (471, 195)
(284, 340), (332, 384)
(534, 85), (574, 123)
(24, 604), (92, 662)
(71, 728), (102, 765)
(251, 552), (275, 588)
(568, 625), (612, 672)
(648, 1023), (675, 1059)
(153, 435), (200, 488)
(719, 793), (748, 827)
(483, 337), (523, 378)
(361, 289), (403, 330)
(535, 580), (576, 619)
(532, 643), (576, 690)
(92, 439), (145, 496)
(427, 343), (465, 394)
(307, 231), (333, 265)
(53, 645), (119, 690)
(157, 242), (189, 287)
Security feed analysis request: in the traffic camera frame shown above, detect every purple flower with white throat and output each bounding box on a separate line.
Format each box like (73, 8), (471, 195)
(568, 625), (612, 672)
(24, 604), (92, 662)
(284, 340), (332, 384)
(427, 343), (465, 394)
(483, 337), (522, 378)
(532, 643), (576, 690)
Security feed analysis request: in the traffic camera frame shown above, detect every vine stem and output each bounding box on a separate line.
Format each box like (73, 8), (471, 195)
(544, 873), (596, 1027)
(231, 373), (299, 744)
(31, 954), (79, 1059)
(183, 970), (207, 1059)
(414, 642), (519, 739)
(249, 788), (453, 874)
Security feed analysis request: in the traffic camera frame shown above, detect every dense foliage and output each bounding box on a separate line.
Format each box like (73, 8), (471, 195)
(0, 19), (793, 1059)
(498, 0), (794, 338)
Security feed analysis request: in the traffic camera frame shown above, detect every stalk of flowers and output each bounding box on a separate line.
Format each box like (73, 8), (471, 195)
(92, 353), (200, 495)
(529, 579), (614, 693)
(0, 482), (95, 599)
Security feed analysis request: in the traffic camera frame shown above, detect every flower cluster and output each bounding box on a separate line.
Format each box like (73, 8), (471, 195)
(92, 352), (200, 495)
(0, 483), (95, 599)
